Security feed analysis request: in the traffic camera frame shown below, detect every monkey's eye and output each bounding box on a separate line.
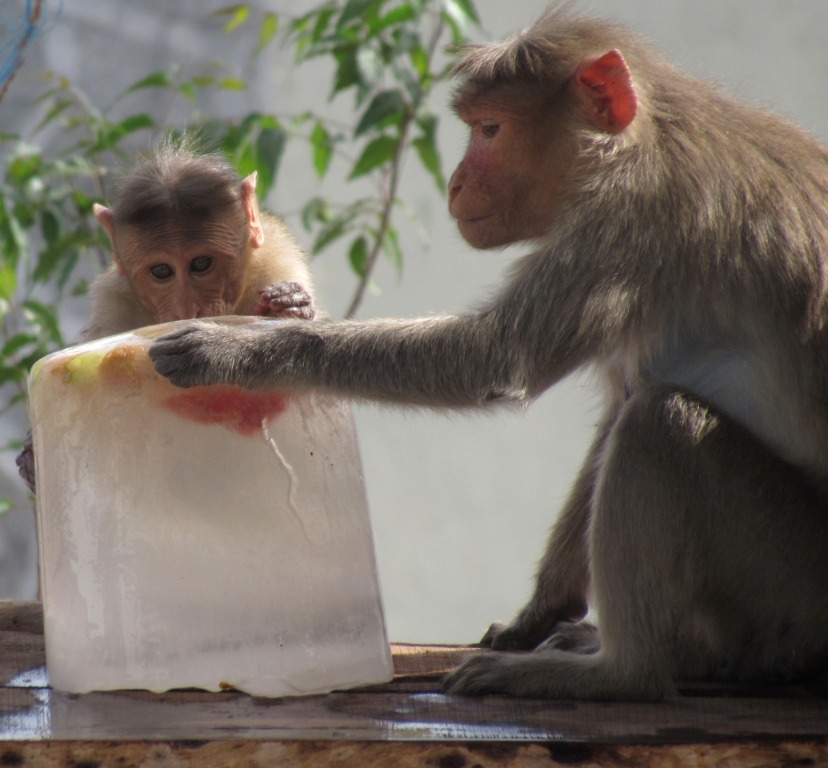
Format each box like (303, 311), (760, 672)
(190, 255), (213, 274)
(481, 122), (500, 138)
(150, 264), (174, 280)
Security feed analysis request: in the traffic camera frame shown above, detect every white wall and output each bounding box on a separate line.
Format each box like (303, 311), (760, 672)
(1, 1), (827, 643)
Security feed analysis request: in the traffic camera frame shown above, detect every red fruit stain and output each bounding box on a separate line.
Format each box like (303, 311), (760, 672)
(162, 386), (288, 435)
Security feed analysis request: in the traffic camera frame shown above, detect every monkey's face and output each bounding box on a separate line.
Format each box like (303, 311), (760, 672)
(449, 102), (577, 249)
(117, 226), (247, 324)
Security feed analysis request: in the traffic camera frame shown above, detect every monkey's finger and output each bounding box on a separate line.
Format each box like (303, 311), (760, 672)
(254, 291), (315, 318)
(275, 305), (316, 320)
(148, 333), (194, 374)
(479, 622), (507, 647)
(258, 281), (306, 297)
(442, 654), (509, 696)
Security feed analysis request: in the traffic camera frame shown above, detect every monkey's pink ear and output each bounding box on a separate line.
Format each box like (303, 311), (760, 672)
(241, 173), (265, 249)
(575, 50), (637, 134)
(93, 203), (116, 245)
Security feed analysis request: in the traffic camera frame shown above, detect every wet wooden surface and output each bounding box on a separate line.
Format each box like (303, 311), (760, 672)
(1, 600), (827, 766)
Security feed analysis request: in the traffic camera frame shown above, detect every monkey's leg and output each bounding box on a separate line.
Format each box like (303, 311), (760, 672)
(481, 411), (615, 651)
(445, 385), (827, 700)
(445, 389), (681, 699)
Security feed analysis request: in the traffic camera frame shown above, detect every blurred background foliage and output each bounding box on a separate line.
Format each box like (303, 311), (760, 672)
(0, 0), (480, 511)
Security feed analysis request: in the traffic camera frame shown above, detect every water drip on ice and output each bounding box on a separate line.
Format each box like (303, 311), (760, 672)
(261, 417), (305, 536)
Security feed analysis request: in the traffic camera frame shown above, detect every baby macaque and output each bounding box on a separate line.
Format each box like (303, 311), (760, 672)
(82, 142), (314, 339)
(17, 141), (314, 491)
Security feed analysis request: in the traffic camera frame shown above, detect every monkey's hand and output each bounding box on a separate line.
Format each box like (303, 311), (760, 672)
(149, 322), (264, 389)
(253, 282), (315, 320)
(16, 430), (35, 494)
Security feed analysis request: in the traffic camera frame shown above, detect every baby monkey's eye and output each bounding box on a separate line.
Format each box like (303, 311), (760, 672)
(150, 264), (174, 280)
(190, 255), (213, 274)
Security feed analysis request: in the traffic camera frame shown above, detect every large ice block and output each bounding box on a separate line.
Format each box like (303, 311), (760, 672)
(29, 318), (392, 697)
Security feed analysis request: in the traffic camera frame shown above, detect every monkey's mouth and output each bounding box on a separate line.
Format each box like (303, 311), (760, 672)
(458, 214), (494, 224)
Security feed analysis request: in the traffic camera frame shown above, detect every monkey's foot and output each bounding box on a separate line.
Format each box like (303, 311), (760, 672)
(480, 615), (559, 651)
(254, 281), (315, 320)
(16, 430), (35, 494)
(442, 651), (592, 698)
(537, 620), (600, 654)
(442, 651), (528, 696)
(443, 650), (665, 701)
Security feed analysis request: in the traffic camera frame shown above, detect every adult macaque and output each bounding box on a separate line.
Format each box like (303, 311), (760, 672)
(17, 142), (314, 491)
(150, 9), (828, 701)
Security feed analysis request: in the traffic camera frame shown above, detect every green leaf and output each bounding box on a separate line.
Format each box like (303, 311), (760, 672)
(392, 27), (420, 55)
(126, 71), (174, 93)
(313, 215), (352, 254)
(310, 121), (334, 178)
(179, 82), (197, 104)
(1, 333), (37, 358)
(257, 12), (279, 54)
(337, 0), (383, 31)
(349, 235), (369, 276)
(413, 130), (446, 194)
(349, 135), (399, 179)
(72, 277), (90, 297)
(99, 114), (155, 150)
(408, 42), (429, 78)
(369, 5), (417, 35)
(8, 153), (42, 184)
(0, 267), (17, 302)
(255, 125), (286, 199)
(212, 4), (249, 33)
(32, 229), (97, 285)
(301, 197), (333, 230)
(219, 78), (247, 91)
(0, 500), (11, 518)
(22, 300), (63, 346)
(381, 224), (404, 275)
(293, 8), (336, 59)
(311, 8), (335, 40)
(0, 366), (26, 386)
(33, 97), (72, 134)
(332, 47), (360, 96)
(40, 209), (60, 245)
(71, 189), (94, 215)
(0, 199), (23, 268)
(355, 89), (407, 137)
(11, 200), (34, 231)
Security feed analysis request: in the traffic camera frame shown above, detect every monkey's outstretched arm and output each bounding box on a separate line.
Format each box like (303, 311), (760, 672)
(149, 313), (537, 407)
(149, 248), (623, 407)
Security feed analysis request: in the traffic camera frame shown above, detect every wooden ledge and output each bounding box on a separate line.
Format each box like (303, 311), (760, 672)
(1, 600), (826, 766)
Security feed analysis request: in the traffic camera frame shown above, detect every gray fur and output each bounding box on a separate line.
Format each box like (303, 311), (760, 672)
(150, 9), (828, 700)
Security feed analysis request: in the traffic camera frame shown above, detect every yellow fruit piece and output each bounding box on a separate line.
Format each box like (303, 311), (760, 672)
(45, 345), (151, 389)
(98, 346), (147, 388)
(52, 351), (105, 387)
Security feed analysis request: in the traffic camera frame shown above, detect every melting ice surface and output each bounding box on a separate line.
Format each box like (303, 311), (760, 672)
(29, 319), (392, 697)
